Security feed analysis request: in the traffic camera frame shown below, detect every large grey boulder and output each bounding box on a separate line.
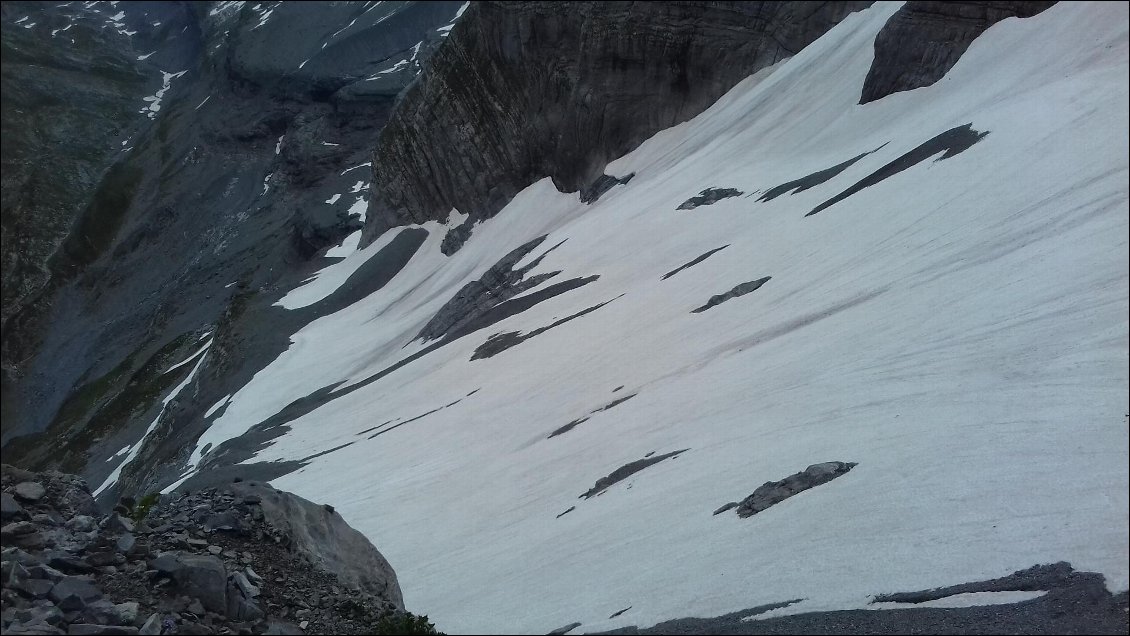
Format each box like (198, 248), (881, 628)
(48, 576), (103, 611)
(228, 481), (403, 608)
(162, 555), (227, 614)
(12, 482), (46, 502)
(148, 553), (228, 614)
(3, 492), (28, 520)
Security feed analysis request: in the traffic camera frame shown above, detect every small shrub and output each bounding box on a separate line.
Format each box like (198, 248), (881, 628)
(372, 612), (441, 635)
(130, 492), (161, 524)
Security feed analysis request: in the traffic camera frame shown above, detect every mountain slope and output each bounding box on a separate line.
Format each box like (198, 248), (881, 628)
(0, 0), (466, 495)
(143, 2), (1127, 633)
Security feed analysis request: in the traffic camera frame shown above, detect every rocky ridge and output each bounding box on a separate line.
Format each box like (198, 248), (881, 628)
(0, 464), (435, 635)
(362, 1), (874, 250)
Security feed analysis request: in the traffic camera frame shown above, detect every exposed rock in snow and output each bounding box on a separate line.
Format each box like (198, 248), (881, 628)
(861, 1), (1058, 104)
(676, 187), (745, 210)
(691, 277), (772, 313)
(712, 461), (858, 518)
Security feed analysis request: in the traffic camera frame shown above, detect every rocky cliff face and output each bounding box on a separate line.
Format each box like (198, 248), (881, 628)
(860, 1), (1057, 104)
(0, 2), (463, 499)
(362, 1), (873, 252)
(0, 1), (197, 437)
(0, 464), (426, 635)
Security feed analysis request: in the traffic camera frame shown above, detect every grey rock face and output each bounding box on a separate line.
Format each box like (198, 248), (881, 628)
(163, 555), (227, 614)
(100, 517), (131, 535)
(12, 577), (54, 598)
(46, 557), (92, 576)
(227, 481), (403, 609)
(62, 517), (93, 534)
(12, 483), (46, 502)
(230, 572), (260, 599)
(112, 534), (134, 556)
(225, 576), (263, 621)
(48, 577), (103, 611)
(26, 564), (65, 583)
(860, 1), (1057, 104)
(362, 1), (872, 246)
(136, 614), (160, 636)
(110, 602), (138, 626)
(1, 493), (26, 521)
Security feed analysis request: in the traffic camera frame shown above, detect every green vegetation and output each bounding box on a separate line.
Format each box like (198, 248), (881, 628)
(16, 331), (196, 473)
(372, 612), (442, 635)
(132, 492), (161, 524)
(48, 157), (144, 277)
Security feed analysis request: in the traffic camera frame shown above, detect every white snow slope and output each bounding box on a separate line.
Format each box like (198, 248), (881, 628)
(172, 3), (1128, 633)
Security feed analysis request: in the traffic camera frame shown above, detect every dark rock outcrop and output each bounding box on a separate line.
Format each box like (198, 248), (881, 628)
(579, 173), (635, 205)
(362, 1), (873, 247)
(470, 294), (621, 361)
(660, 245), (729, 281)
(860, 1), (1057, 104)
(676, 188), (744, 210)
(416, 235), (561, 342)
(691, 277), (771, 313)
(807, 123), (987, 216)
(596, 563), (1128, 635)
(580, 449), (689, 500)
(715, 461), (857, 518)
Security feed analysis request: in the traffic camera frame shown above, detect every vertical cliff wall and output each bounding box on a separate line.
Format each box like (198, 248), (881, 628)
(363, 1), (874, 251)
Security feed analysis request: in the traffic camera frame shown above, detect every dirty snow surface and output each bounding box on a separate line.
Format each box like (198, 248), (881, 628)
(173, 3), (1128, 634)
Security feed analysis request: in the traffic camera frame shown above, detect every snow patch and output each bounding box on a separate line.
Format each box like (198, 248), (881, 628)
(139, 70), (187, 119)
(340, 162), (371, 175)
(346, 195), (367, 223)
(205, 395), (233, 418)
(163, 339), (213, 375)
(326, 230), (362, 258)
(208, 1), (245, 17)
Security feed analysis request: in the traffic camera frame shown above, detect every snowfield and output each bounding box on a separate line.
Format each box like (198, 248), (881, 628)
(170, 2), (1128, 633)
